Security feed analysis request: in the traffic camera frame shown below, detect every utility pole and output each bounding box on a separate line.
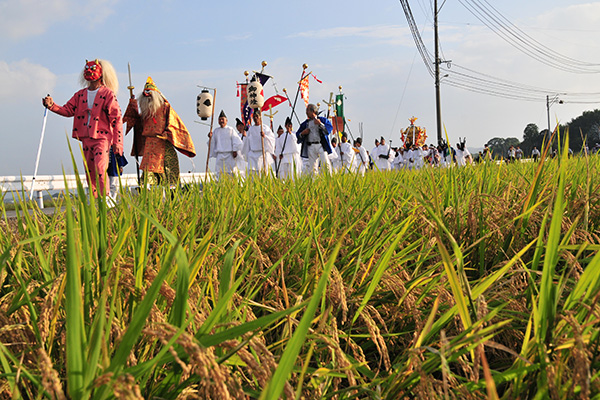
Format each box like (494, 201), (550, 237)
(434, 0), (443, 145)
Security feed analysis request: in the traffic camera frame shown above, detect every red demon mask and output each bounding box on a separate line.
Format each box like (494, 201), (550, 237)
(84, 59), (102, 82)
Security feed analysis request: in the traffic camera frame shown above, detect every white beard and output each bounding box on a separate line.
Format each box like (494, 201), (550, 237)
(138, 91), (165, 119)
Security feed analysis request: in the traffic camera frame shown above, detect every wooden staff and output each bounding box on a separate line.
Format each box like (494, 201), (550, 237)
(205, 88), (217, 174)
(283, 88), (302, 125)
(265, 104), (277, 132)
(289, 64), (309, 123)
(259, 111), (267, 172)
(127, 62), (142, 185)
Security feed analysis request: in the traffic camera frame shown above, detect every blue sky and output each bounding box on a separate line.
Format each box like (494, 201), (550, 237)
(2, 0), (600, 176)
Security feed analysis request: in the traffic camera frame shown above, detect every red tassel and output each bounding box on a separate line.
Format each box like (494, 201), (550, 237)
(312, 74), (322, 84)
(236, 82), (240, 97)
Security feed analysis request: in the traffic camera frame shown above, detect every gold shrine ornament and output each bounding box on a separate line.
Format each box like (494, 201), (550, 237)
(401, 117), (427, 148)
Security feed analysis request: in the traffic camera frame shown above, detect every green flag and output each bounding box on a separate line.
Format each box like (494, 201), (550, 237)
(335, 94), (344, 118)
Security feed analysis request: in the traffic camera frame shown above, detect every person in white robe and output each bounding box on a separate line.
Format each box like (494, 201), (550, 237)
(242, 110), (276, 175)
(354, 137), (369, 175)
(208, 110), (244, 179)
(375, 137), (391, 171)
(275, 118), (301, 179)
(455, 141), (472, 167)
(339, 133), (355, 172)
(234, 118), (248, 175)
(329, 136), (341, 172)
(392, 148), (404, 171)
(370, 139), (380, 169)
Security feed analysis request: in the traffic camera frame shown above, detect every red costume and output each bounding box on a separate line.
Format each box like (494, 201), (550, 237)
(46, 60), (123, 196)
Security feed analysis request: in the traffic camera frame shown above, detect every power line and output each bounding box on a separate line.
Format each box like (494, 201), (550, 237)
(458, 0), (600, 73)
(397, 0), (600, 103)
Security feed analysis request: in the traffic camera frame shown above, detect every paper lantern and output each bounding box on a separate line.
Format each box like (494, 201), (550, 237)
(247, 80), (264, 110)
(196, 89), (213, 120)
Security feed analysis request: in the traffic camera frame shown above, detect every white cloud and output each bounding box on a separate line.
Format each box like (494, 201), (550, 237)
(290, 25), (413, 46)
(0, 0), (118, 39)
(225, 33), (252, 41)
(0, 60), (56, 99)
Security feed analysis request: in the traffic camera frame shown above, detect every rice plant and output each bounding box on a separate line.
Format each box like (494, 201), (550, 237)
(1, 134), (600, 398)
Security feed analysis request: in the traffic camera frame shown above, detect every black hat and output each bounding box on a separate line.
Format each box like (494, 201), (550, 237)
(285, 116), (292, 126)
(277, 125), (283, 131)
(219, 110), (226, 118)
(356, 137), (363, 144)
(331, 136), (338, 144)
(235, 118), (244, 126)
(341, 132), (348, 139)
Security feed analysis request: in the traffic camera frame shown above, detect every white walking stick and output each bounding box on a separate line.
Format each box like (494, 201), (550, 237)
(29, 107), (48, 201)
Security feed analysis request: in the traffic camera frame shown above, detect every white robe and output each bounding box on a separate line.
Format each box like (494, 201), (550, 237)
(329, 145), (341, 172)
(455, 148), (471, 167)
(355, 146), (368, 175)
(275, 132), (300, 179)
(339, 141), (354, 172)
(375, 144), (391, 170)
(243, 124), (276, 173)
(209, 125), (244, 177)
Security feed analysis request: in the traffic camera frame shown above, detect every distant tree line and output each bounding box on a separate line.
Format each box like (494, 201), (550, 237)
(486, 109), (600, 158)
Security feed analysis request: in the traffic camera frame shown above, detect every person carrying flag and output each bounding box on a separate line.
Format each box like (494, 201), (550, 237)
(242, 109), (276, 174)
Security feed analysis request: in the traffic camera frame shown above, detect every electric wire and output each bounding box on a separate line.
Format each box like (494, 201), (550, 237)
(398, 0), (600, 103)
(458, 0), (600, 73)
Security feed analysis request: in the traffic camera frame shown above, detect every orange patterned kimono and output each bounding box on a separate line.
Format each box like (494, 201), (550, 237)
(124, 99), (195, 185)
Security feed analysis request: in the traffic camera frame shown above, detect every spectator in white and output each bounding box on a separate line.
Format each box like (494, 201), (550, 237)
(515, 146), (523, 161)
(243, 110), (276, 175)
(508, 146), (516, 163)
(296, 103), (333, 175)
(531, 146), (541, 161)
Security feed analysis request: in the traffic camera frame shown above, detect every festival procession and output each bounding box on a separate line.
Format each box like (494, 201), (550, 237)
(39, 59), (479, 201)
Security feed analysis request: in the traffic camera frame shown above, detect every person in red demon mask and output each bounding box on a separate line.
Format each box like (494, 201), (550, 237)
(43, 59), (124, 198)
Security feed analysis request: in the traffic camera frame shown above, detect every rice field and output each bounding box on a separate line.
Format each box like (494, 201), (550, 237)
(1, 137), (600, 399)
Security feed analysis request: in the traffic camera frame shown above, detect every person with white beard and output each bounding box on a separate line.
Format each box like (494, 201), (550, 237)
(123, 76), (196, 186)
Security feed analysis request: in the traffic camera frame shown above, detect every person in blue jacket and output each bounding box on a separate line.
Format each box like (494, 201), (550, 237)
(296, 103), (333, 175)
